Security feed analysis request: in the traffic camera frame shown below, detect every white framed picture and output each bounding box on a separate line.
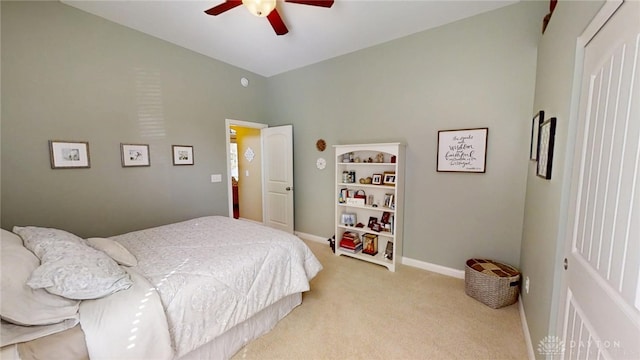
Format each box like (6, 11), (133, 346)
(49, 140), (90, 169)
(340, 213), (356, 226)
(172, 145), (194, 165)
(436, 127), (488, 173)
(121, 143), (150, 167)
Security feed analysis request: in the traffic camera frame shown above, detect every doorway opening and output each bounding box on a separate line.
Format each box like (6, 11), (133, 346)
(225, 119), (267, 223)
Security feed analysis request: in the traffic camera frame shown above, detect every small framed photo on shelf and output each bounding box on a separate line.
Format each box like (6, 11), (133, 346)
(341, 213), (357, 226)
(384, 193), (395, 209)
(384, 241), (393, 260)
(338, 188), (348, 203)
(362, 233), (378, 256)
(537, 117), (557, 180)
(530, 111), (544, 160)
(172, 145), (194, 165)
(121, 143), (150, 167)
(381, 211), (391, 224)
(383, 172), (396, 185)
(49, 140), (90, 169)
(372, 173), (383, 185)
(368, 216), (378, 229)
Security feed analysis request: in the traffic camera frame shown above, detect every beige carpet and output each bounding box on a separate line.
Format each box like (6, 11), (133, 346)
(232, 240), (528, 360)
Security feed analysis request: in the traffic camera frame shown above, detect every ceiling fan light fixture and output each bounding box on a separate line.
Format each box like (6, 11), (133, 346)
(242, 0), (276, 17)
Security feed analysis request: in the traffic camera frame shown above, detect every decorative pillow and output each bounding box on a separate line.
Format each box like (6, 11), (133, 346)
(86, 237), (138, 267)
(0, 229), (79, 326)
(12, 226), (133, 300)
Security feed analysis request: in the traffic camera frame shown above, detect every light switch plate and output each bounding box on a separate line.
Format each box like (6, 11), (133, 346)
(211, 174), (222, 183)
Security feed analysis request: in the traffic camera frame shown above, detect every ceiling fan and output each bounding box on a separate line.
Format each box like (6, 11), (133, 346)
(204, 0), (335, 36)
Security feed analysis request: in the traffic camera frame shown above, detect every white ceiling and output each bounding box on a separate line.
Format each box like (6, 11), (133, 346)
(61, 0), (518, 77)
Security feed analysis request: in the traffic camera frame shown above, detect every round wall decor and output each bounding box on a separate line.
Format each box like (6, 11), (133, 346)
(316, 139), (326, 152)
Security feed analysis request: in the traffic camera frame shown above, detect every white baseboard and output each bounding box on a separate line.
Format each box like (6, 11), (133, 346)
(296, 231), (465, 279)
(295, 231), (330, 244)
(519, 295), (535, 360)
(401, 256), (465, 279)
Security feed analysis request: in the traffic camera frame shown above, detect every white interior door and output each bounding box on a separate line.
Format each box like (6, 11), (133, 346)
(261, 125), (294, 233)
(558, 1), (640, 359)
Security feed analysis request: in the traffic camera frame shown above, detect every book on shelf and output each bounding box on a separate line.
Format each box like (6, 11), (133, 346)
(339, 231), (361, 249)
(340, 242), (363, 253)
(341, 231), (360, 241)
(391, 215), (395, 235)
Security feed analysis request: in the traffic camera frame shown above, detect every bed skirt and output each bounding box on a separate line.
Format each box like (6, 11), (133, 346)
(1, 293), (302, 360)
(179, 292), (302, 360)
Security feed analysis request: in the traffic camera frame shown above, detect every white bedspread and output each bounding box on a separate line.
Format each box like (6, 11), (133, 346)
(79, 267), (173, 360)
(112, 216), (323, 358)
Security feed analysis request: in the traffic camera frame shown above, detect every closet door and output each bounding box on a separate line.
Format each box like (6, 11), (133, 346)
(558, 2), (640, 358)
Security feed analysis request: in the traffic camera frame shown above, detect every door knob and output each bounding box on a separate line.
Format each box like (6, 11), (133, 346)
(563, 258), (568, 270)
(286, 186), (293, 191)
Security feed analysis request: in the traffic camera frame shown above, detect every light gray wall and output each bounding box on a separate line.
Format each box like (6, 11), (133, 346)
(519, 1), (604, 357)
(1, 1), (267, 237)
(265, 1), (547, 270)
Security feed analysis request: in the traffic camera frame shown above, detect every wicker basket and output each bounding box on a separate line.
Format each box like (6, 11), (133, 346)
(465, 259), (520, 309)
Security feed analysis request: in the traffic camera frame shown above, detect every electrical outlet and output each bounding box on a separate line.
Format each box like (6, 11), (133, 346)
(525, 276), (530, 294)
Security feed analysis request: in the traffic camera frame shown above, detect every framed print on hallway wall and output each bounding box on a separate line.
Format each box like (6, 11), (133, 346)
(49, 140), (90, 169)
(530, 110), (544, 160)
(121, 143), (150, 167)
(436, 127), (488, 173)
(172, 145), (194, 165)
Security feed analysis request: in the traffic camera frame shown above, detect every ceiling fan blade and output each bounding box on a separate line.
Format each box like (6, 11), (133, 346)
(204, 0), (243, 16)
(267, 9), (289, 36)
(284, 0), (334, 8)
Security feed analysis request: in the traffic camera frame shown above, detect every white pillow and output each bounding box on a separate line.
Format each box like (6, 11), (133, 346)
(86, 238), (137, 267)
(0, 229), (79, 326)
(13, 226), (133, 300)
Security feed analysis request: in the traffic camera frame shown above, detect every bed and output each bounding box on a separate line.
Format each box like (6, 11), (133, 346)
(0, 216), (323, 359)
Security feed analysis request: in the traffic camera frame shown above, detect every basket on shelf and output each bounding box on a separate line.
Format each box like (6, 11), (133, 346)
(464, 258), (520, 309)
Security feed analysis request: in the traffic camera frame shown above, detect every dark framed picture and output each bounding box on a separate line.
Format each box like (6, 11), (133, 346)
(372, 173), (383, 185)
(338, 188), (348, 203)
(368, 216), (378, 229)
(362, 233), (378, 256)
(172, 145), (194, 165)
(530, 111), (544, 160)
(49, 140), (90, 169)
(383, 172), (396, 185)
(371, 223), (383, 232)
(537, 117), (557, 180)
(437, 127), (488, 173)
(381, 211), (391, 224)
(121, 143), (150, 167)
